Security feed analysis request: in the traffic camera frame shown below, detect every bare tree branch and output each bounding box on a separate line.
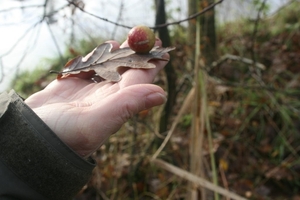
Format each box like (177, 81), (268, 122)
(11, 23), (42, 85)
(0, 4), (44, 13)
(46, 20), (64, 62)
(66, 0), (132, 29)
(247, 0), (270, 93)
(0, 58), (3, 83)
(42, 3), (70, 21)
(73, 20), (98, 44)
(0, 2), (69, 58)
(42, 0), (49, 19)
(0, 1), (70, 85)
(250, 0), (268, 76)
(111, 0), (124, 39)
(0, 21), (42, 58)
(67, 0), (224, 30)
(150, 0), (224, 29)
(210, 54), (266, 71)
(0, 0), (224, 86)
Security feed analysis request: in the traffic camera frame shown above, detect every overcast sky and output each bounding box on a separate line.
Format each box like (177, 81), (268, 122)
(0, 0), (286, 92)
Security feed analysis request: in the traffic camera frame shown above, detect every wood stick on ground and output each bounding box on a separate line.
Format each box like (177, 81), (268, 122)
(210, 54), (266, 70)
(152, 87), (195, 159)
(151, 158), (248, 200)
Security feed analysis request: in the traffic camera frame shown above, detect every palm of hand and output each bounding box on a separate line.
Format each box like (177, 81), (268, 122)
(25, 40), (167, 158)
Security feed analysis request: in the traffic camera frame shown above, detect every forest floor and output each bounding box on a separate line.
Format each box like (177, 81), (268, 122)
(75, 7), (300, 200)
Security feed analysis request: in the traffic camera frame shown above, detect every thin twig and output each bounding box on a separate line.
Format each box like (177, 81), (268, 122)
(66, 0), (132, 29)
(219, 165), (230, 200)
(0, 58), (3, 83)
(42, 0), (49, 19)
(12, 22), (43, 85)
(213, 80), (300, 97)
(0, 2), (69, 58)
(67, 0), (224, 30)
(151, 158), (248, 200)
(150, 0), (223, 29)
(73, 20), (98, 44)
(111, 0), (124, 39)
(210, 54), (266, 71)
(152, 87), (195, 159)
(249, 0), (267, 78)
(0, 21), (42, 58)
(135, 119), (165, 139)
(0, 4), (44, 13)
(42, 2), (69, 21)
(46, 20), (64, 62)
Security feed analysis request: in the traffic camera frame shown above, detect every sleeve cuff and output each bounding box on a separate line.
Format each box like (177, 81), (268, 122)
(0, 90), (95, 200)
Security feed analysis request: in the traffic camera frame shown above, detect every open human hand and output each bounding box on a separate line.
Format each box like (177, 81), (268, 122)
(25, 39), (168, 158)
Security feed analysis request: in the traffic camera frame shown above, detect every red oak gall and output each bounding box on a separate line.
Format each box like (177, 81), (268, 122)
(127, 25), (155, 54)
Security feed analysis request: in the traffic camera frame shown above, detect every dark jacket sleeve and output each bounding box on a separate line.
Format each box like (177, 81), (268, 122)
(0, 90), (96, 200)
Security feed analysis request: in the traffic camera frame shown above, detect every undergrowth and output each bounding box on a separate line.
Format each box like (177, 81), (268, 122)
(10, 2), (300, 199)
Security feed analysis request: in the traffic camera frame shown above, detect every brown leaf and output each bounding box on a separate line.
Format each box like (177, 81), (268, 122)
(55, 43), (175, 82)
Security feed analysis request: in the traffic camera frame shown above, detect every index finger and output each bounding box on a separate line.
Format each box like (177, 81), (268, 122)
(118, 38), (169, 88)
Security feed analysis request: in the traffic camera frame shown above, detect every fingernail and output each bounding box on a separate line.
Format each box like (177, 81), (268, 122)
(145, 92), (167, 108)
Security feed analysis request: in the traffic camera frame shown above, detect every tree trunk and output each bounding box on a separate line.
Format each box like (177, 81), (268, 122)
(187, 0), (198, 70)
(199, 0), (217, 65)
(154, 0), (177, 134)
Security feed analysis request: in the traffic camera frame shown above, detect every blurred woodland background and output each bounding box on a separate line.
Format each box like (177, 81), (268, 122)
(0, 0), (300, 199)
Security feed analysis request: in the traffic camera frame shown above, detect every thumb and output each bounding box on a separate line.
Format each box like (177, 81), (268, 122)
(72, 84), (167, 157)
(99, 84), (166, 125)
(87, 84), (166, 150)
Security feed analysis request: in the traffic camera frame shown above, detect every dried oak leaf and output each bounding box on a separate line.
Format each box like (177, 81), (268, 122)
(55, 43), (175, 82)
